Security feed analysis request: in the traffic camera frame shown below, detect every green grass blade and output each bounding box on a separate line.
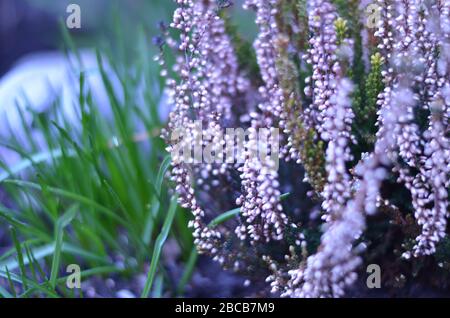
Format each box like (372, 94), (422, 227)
(152, 274), (164, 298)
(0, 148), (74, 182)
(208, 192), (291, 228)
(141, 196), (178, 298)
(0, 269), (58, 298)
(0, 205), (28, 229)
(50, 205), (78, 289)
(3, 179), (126, 225)
(10, 226), (28, 291)
(0, 285), (13, 298)
(143, 155), (171, 244)
(0, 242), (112, 274)
(19, 266), (121, 298)
(154, 155), (171, 196)
(24, 244), (39, 287)
(4, 267), (17, 298)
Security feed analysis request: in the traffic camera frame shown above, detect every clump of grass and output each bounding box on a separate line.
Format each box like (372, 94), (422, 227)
(0, 11), (195, 297)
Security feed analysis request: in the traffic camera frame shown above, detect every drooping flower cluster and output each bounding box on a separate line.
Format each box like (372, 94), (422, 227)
(304, 0), (356, 225)
(320, 78), (355, 222)
(408, 1), (447, 256)
(285, 83), (417, 298)
(243, 0), (284, 128)
(234, 0), (290, 244)
(164, 0), (248, 258)
(413, 101), (449, 255)
(304, 0), (340, 133)
(372, 0), (450, 257)
(235, 125), (288, 243)
(280, 2), (360, 292)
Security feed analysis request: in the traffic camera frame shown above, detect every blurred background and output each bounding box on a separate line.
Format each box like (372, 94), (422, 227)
(0, 0), (255, 76)
(0, 0), (180, 169)
(0, 0), (173, 76)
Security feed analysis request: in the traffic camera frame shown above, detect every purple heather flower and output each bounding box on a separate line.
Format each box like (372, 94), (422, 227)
(304, 0), (340, 134)
(321, 78), (355, 222)
(166, 0), (247, 257)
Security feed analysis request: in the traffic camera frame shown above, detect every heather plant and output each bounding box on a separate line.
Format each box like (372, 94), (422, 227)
(0, 0), (448, 300)
(161, 0), (450, 297)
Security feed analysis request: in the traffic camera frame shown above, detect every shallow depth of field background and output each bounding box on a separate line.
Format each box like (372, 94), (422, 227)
(0, 0), (257, 77)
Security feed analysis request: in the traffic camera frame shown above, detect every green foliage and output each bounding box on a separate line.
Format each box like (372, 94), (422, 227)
(334, 0), (368, 143)
(353, 53), (384, 154)
(0, 21), (190, 298)
(301, 129), (326, 194)
(335, 18), (349, 45)
(273, 2), (326, 196)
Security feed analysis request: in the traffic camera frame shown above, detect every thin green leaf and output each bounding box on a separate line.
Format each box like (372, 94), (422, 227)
(0, 148), (74, 182)
(208, 193), (291, 228)
(0, 285), (13, 298)
(50, 205), (78, 289)
(10, 226), (28, 291)
(141, 196), (178, 298)
(143, 155), (171, 244)
(2, 179), (126, 225)
(4, 267), (16, 298)
(0, 206), (28, 229)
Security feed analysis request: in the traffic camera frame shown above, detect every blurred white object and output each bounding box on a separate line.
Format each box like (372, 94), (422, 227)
(0, 49), (169, 170)
(0, 49), (123, 167)
(0, 49), (121, 133)
(116, 289), (136, 298)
